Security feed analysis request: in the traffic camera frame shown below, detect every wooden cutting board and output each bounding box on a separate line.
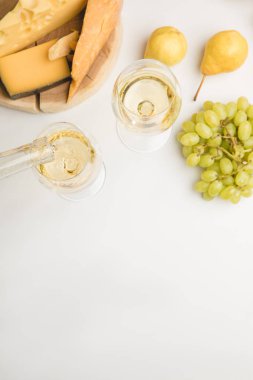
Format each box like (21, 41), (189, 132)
(0, 1), (121, 114)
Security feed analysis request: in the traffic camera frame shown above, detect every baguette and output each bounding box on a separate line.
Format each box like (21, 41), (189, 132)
(68, 0), (122, 101)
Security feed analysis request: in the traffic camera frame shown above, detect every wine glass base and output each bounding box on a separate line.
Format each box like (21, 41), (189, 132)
(58, 163), (106, 202)
(116, 122), (172, 153)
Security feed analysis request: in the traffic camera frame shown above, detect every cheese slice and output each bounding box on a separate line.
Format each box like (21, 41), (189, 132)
(0, 40), (70, 99)
(48, 31), (79, 61)
(0, 0), (87, 58)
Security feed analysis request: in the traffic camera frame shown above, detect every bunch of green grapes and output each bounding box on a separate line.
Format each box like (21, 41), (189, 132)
(178, 97), (253, 204)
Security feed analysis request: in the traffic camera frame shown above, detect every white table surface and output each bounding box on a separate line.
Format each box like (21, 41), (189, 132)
(1, 0), (253, 379)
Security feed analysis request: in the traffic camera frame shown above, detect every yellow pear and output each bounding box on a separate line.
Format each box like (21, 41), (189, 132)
(194, 30), (248, 101)
(144, 26), (187, 66)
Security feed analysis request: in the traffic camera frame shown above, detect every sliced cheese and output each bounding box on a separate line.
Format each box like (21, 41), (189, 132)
(0, 0), (87, 58)
(68, 0), (122, 101)
(48, 31), (79, 61)
(0, 40), (70, 99)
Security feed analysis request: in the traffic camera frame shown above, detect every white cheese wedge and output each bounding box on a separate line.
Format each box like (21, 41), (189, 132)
(48, 31), (79, 61)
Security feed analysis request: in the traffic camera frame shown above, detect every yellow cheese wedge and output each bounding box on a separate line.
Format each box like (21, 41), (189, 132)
(0, 40), (71, 99)
(0, 0), (87, 58)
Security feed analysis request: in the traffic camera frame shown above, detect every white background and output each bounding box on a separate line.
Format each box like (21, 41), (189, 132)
(1, 0), (253, 379)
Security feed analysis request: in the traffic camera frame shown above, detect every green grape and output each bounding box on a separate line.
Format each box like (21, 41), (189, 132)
(213, 103), (227, 120)
(234, 110), (247, 126)
(203, 192), (214, 201)
(237, 96), (249, 111)
(220, 158), (233, 175)
(196, 112), (205, 123)
(180, 132), (200, 147)
(203, 101), (214, 111)
(182, 121), (196, 132)
(241, 187), (252, 198)
(177, 131), (185, 142)
(182, 146), (193, 158)
(191, 113), (197, 123)
(207, 134), (222, 147)
(211, 127), (220, 135)
(234, 144), (245, 160)
(220, 187), (232, 200)
(247, 105), (253, 119)
(208, 180), (223, 197)
(209, 148), (223, 160)
(235, 171), (250, 187)
(238, 121), (252, 141)
(195, 181), (209, 193)
(204, 110), (220, 128)
(209, 162), (221, 173)
(195, 122), (212, 139)
(220, 185), (239, 201)
(222, 176), (234, 186)
(243, 162), (253, 175)
(222, 185), (237, 199)
(221, 140), (231, 151)
(199, 154), (215, 168)
(244, 137), (253, 149)
(201, 170), (218, 182)
(186, 153), (200, 167)
(230, 189), (241, 204)
(247, 152), (253, 162)
(249, 119), (253, 132)
(215, 149), (223, 160)
(227, 186), (236, 196)
(193, 144), (206, 155)
(226, 102), (237, 119)
(224, 122), (236, 137)
(248, 177), (253, 188)
(209, 148), (217, 156)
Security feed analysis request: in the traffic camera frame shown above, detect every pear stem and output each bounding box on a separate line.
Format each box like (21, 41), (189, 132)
(194, 75), (206, 101)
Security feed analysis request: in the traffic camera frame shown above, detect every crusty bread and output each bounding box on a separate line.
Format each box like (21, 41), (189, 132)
(68, 0), (122, 101)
